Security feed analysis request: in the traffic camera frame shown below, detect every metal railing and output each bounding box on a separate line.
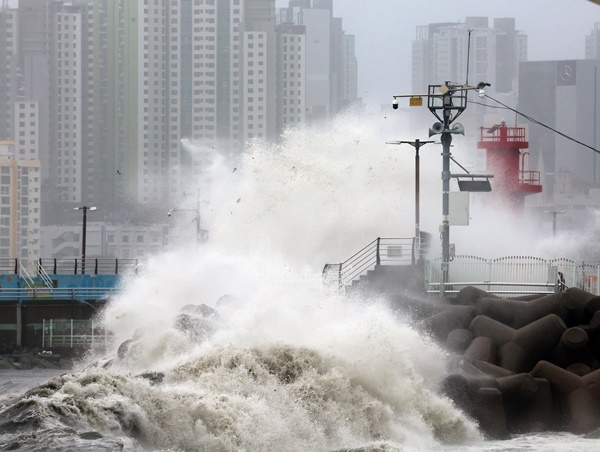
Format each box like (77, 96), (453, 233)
(37, 258), (139, 275)
(0, 287), (118, 302)
(425, 255), (600, 296)
(42, 318), (113, 349)
(323, 237), (425, 288)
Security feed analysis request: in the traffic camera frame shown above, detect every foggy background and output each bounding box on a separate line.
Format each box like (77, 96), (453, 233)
(282, 0), (599, 108)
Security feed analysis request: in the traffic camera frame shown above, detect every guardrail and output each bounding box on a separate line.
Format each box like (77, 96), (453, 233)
(42, 318), (112, 348)
(425, 255), (600, 296)
(323, 237), (426, 288)
(426, 281), (557, 296)
(37, 258), (139, 275)
(0, 287), (118, 302)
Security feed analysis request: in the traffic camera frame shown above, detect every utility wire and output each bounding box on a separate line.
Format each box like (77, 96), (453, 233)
(474, 94), (600, 155)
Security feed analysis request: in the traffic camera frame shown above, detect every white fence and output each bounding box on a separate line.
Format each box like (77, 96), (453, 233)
(42, 318), (113, 349)
(425, 256), (600, 296)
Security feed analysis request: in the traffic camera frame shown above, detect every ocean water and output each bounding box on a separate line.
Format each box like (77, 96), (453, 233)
(1, 113), (599, 451)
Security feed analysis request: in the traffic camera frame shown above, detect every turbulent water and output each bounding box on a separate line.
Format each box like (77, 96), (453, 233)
(2, 113), (600, 451)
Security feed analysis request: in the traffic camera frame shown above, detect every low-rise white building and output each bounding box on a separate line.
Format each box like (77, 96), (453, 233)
(41, 222), (169, 261)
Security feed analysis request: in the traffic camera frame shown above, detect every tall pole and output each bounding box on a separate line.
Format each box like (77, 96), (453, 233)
(441, 125), (452, 297)
(545, 210), (566, 237)
(415, 140), (421, 247)
(394, 80), (488, 297)
(386, 139), (434, 263)
(82, 207), (88, 274)
(75, 206), (97, 274)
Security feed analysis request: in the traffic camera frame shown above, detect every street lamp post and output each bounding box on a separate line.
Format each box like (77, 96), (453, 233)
(545, 210), (566, 236)
(74, 206), (97, 274)
(386, 139), (435, 264)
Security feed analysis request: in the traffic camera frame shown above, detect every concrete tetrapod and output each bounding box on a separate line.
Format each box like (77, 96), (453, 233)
(474, 293), (567, 329)
(445, 328), (473, 353)
(441, 362), (540, 439)
(417, 286), (600, 437)
(499, 314), (567, 373)
(421, 305), (477, 343)
(468, 314), (567, 373)
(530, 360), (600, 433)
(560, 287), (600, 326)
(552, 327), (594, 369)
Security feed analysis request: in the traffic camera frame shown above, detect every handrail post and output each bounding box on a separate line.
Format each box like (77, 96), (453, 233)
(95, 259), (98, 275)
(376, 237), (381, 266)
(53, 258), (57, 274)
(338, 263), (342, 290)
(13, 258), (17, 274)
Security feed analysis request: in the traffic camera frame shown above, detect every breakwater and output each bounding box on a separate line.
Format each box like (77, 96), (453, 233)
(407, 286), (600, 438)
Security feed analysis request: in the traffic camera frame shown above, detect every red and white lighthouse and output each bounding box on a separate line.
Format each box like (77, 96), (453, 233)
(477, 121), (542, 212)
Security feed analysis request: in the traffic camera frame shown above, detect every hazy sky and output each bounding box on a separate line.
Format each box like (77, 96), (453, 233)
(277, 0), (600, 108)
(8, 0), (599, 107)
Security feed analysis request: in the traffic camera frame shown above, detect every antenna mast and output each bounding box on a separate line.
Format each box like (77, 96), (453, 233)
(465, 29), (473, 85)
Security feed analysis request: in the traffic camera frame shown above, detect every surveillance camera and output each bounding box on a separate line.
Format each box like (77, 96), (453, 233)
(478, 89), (485, 99)
(392, 98), (399, 110)
(167, 211), (172, 217)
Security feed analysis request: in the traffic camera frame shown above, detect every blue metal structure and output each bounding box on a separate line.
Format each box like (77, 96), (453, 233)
(0, 258), (137, 304)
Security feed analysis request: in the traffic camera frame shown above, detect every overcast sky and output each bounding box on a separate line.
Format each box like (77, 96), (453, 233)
(277, 0), (600, 108)
(8, 0), (599, 107)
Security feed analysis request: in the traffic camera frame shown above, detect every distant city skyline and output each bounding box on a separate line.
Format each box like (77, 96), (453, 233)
(274, 0), (599, 108)
(8, 0), (598, 108)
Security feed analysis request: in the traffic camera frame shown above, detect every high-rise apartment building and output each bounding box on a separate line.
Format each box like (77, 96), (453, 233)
(0, 7), (18, 143)
(54, 5), (84, 203)
(0, 140), (41, 263)
(586, 23), (600, 60)
(0, 0), (358, 246)
(14, 101), (39, 161)
(17, 0), (53, 200)
(277, 0), (357, 121)
(277, 23), (306, 131)
(412, 17), (527, 95)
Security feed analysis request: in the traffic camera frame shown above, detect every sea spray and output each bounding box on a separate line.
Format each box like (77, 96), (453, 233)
(95, 112), (480, 449)
(195, 113), (442, 267)
(2, 112), (484, 450)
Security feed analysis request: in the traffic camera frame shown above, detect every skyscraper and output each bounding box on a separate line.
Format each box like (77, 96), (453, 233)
(0, 139), (41, 263)
(277, 0), (357, 122)
(0, 7), (18, 143)
(0, 0), (357, 237)
(412, 17), (527, 96)
(519, 60), (600, 200)
(586, 22), (600, 60)
(277, 23), (306, 132)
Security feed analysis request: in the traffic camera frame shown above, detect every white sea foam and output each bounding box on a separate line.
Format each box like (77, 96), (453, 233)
(5, 112), (600, 451)
(85, 112), (483, 450)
